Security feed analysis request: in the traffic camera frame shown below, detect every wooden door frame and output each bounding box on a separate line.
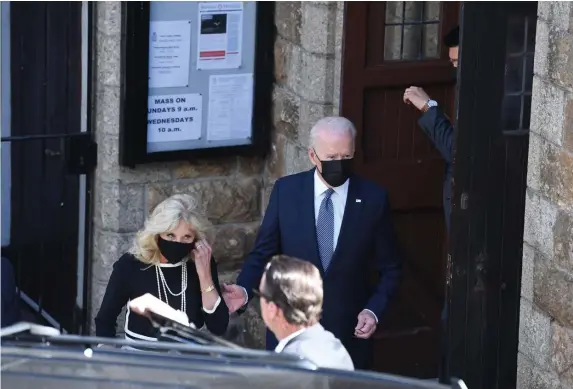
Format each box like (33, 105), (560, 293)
(447, 2), (536, 389)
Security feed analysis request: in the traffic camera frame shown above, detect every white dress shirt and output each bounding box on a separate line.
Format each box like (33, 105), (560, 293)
(274, 328), (307, 353)
(241, 170), (378, 323)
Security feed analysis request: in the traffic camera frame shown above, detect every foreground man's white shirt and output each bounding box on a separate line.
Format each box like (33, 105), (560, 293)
(274, 328), (306, 353)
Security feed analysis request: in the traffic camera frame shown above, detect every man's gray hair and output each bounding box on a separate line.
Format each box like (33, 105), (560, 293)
(262, 255), (323, 326)
(309, 116), (357, 149)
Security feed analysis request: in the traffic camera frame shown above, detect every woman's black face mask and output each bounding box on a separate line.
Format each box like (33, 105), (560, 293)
(313, 149), (353, 187)
(157, 237), (195, 264)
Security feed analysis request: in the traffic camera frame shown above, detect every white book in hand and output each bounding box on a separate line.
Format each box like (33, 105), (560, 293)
(128, 293), (190, 327)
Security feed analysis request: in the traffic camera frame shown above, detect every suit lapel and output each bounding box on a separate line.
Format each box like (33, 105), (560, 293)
(299, 169), (323, 274)
(332, 176), (363, 262)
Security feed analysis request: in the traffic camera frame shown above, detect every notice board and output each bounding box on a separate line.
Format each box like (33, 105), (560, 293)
(120, 2), (274, 166)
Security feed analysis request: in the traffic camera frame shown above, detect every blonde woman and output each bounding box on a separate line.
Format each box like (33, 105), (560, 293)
(95, 194), (229, 341)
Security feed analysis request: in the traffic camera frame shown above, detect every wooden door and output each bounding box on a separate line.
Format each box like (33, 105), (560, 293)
(447, 3), (536, 389)
(341, 1), (459, 378)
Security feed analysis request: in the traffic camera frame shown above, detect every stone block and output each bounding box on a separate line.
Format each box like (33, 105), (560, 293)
(531, 77), (566, 146)
(172, 157), (236, 179)
(272, 86), (301, 142)
(551, 322), (573, 387)
(96, 31), (121, 87)
(538, 140), (573, 211)
(237, 156), (264, 176)
(275, 2), (302, 45)
(296, 47), (336, 103)
(527, 132), (543, 192)
(547, 29), (573, 92)
(91, 229), (135, 284)
(266, 132), (286, 180)
(523, 190), (558, 257)
(534, 20), (550, 79)
(538, 1), (573, 32)
(95, 133), (172, 184)
(93, 181), (145, 233)
(564, 98), (573, 153)
(300, 2), (336, 55)
(298, 99), (334, 147)
(529, 366), (565, 389)
(213, 222), (259, 271)
(534, 260), (573, 328)
(519, 298), (553, 368)
(95, 84), (121, 137)
(96, 1), (121, 36)
(553, 210), (573, 273)
(172, 177), (261, 224)
(522, 243), (535, 302)
(284, 139), (313, 175)
(516, 352), (534, 389)
(274, 36), (292, 86)
(146, 183), (173, 213)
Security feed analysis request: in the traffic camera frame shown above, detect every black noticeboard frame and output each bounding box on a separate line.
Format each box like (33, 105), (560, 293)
(119, 2), (275, 167)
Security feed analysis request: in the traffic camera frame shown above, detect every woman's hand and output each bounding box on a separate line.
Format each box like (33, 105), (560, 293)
(193, 239), (212, 280)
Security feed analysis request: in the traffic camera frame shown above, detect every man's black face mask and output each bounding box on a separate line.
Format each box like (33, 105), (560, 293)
(314, 149), (353, 187)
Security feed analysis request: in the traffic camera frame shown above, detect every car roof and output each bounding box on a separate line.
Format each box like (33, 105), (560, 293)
(1, 343), (452, 389)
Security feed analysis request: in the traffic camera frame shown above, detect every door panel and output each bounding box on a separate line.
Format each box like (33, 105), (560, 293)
(342, 1), (459, 377)
(447, 3), (536, 389)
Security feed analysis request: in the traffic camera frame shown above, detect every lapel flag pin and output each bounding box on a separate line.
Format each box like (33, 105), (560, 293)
(356, 199), (362, 203)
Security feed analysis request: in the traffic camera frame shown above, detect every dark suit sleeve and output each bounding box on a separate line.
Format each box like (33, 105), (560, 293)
(364, 191), (402, 319)
(203, 257), (229, 336)
(236, 181), (282, 302)
(94, 256), (131, 337)
(418, 107), (454, 163)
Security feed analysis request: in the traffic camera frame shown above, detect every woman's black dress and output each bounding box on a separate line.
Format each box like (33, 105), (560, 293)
(95, 253), (229, 341)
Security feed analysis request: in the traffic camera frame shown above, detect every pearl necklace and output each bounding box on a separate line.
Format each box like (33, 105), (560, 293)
(155, 262), (187, 314)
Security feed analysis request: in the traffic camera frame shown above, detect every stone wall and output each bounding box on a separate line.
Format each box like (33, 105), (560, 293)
(518, 3), (573, 389)
(89, 2), (344, 348)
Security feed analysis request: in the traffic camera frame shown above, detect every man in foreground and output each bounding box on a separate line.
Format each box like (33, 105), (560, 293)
(258, 255), (353, 370)
(223, 116), (402, 370)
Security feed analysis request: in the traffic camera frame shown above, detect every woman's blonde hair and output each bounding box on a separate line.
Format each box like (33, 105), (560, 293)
(129, 194), (214, 265)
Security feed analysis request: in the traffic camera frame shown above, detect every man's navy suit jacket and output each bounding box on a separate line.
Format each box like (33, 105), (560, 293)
(418, 107), (453, 232)
(236, 168), (402, 351)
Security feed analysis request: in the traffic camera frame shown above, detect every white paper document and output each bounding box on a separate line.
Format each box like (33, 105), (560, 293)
(197, 2), (243, 70)
(147, 94), (203, 143)
(148, 20), (192, 88)
(207, 73), (253, 142)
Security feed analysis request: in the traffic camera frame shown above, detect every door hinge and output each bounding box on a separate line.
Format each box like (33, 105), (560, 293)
(65, 133), (98, 175)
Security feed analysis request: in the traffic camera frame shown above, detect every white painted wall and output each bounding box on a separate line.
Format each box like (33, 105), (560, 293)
(1, 1), (11, 247)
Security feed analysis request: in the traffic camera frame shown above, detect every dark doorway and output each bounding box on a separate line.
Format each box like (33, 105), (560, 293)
(341, 1), (459, 378)
(2, 2), (95, 334)
(446, 2), (537, 389)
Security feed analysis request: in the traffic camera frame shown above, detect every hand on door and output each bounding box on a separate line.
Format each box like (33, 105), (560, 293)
(403, 86), (431, 111)
(354, 310), (377, 339)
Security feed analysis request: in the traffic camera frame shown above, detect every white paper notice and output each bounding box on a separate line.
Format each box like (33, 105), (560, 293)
(149, 20), (192, 88)
(147, 94), (203, 143)
(207, 74), (253, 142)
(197, 2), (243, 70)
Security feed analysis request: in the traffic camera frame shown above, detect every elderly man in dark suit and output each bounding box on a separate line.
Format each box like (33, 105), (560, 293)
(257, 255), (353, 370)
(222, 116), (402, 370)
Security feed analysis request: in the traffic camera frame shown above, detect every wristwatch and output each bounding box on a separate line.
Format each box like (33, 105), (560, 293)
(422, 99), (438, 112)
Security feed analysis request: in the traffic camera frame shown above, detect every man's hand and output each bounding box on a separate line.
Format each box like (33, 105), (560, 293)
(403, 86), (431, 111)
(354, 310), (377, 339)
(221, 283), (247, 313)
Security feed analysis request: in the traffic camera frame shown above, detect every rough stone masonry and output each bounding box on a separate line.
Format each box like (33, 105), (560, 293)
(90, 1), (343, 349)
(518, 2), (573, 389)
